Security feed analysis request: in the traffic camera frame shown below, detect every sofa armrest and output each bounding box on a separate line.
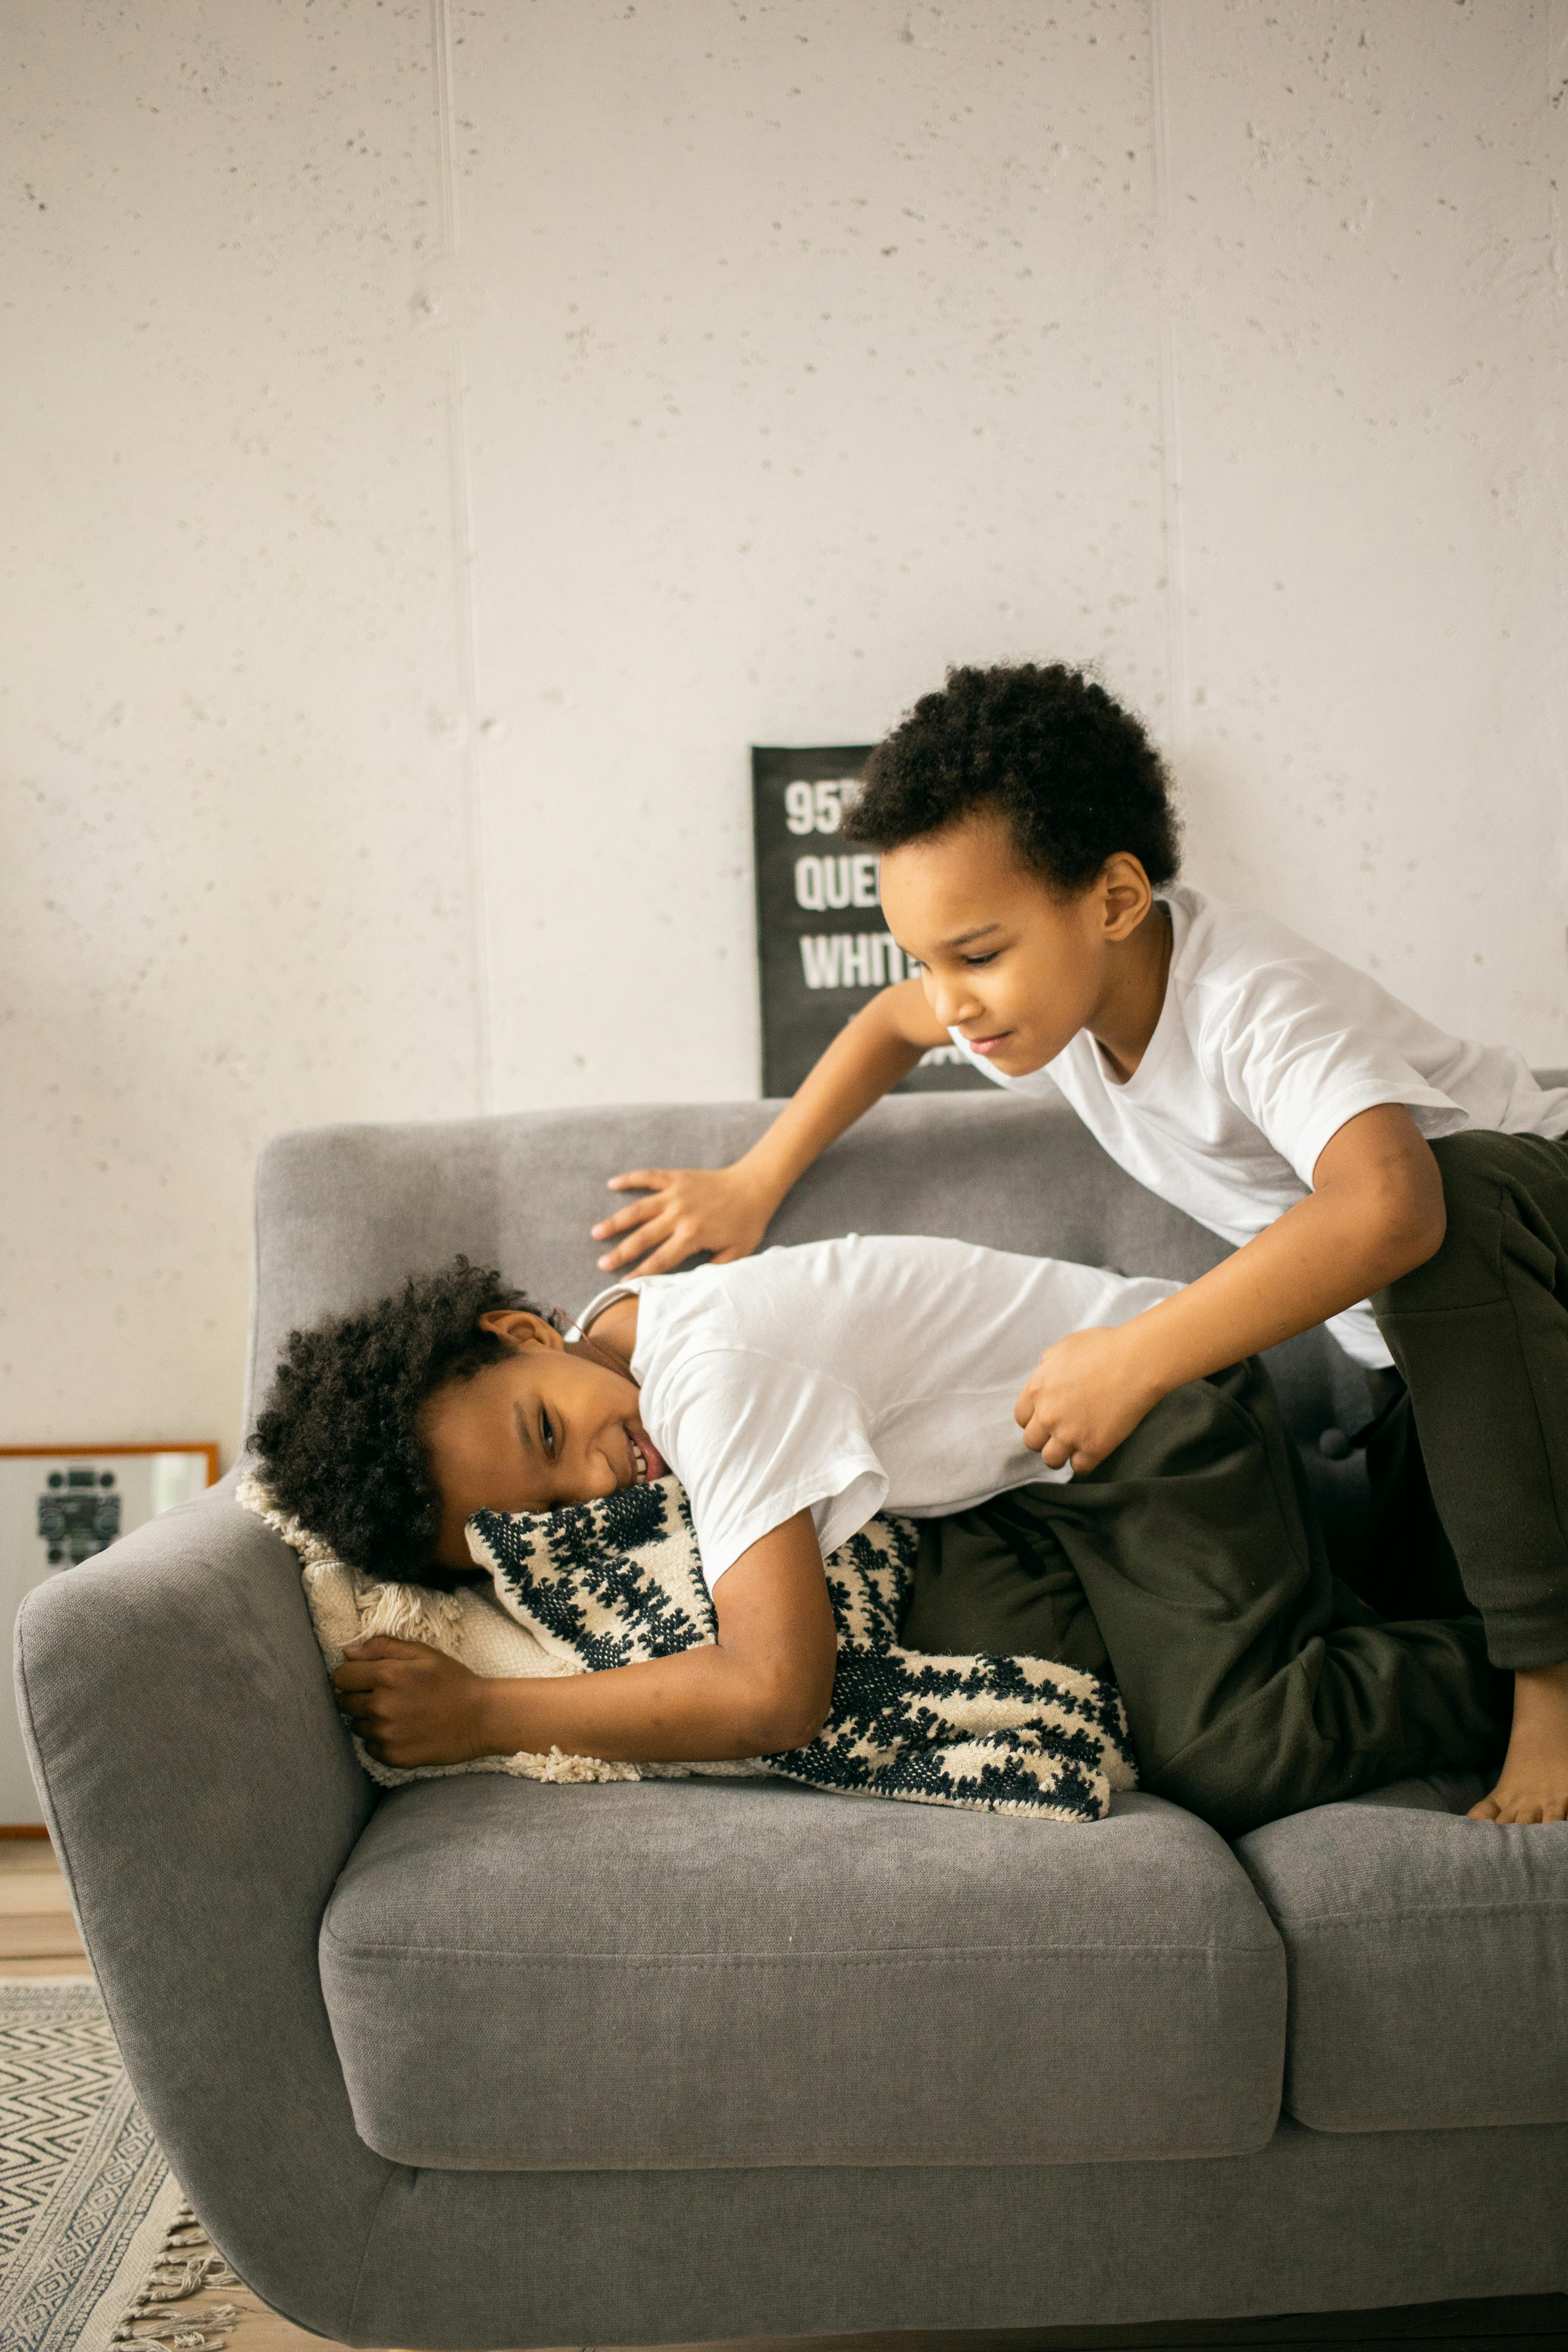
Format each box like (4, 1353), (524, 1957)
(15, 1474), (396, 2338)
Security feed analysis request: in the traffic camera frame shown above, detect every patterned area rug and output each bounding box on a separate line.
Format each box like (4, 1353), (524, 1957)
(0, 1981), (242, 2352)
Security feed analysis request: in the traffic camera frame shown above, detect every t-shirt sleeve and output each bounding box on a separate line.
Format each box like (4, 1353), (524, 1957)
(642, 1346), (886, 1593)
(1201, 950), (1470, 1187)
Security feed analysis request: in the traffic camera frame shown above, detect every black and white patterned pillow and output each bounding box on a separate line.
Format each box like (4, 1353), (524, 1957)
(468, 1475), (1135, 1823)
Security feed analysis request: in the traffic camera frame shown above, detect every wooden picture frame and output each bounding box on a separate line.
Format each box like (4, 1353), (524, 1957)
(1, 1443), (220, 1830)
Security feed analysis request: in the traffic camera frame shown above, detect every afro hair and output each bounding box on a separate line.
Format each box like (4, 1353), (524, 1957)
(845, 661), (1181, 893)
(249, 1256), (543, 1589)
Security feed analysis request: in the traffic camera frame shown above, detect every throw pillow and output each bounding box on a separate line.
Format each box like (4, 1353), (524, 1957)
(239, 1470), (1135, 1820)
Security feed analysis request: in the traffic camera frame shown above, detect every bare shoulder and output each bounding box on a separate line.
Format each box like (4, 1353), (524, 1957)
(582, 1290), (640, 1358)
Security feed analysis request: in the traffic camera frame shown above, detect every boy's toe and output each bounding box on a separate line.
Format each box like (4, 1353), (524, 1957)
(1466, 1793), (1503, 1822)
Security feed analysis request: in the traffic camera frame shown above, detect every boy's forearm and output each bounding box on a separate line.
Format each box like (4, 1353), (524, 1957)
(1122, 1179), (1444, 1404)
(1018, 1108), (1448, 1473)
(343, 1519), (836, 1771)
(734, 983), (940, 1206)
(474, 1645), (820, 1764)
(592, 984), (943, 1275)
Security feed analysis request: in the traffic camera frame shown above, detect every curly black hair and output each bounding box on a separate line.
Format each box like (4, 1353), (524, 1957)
(845, 662), (1181, 891)
(250, 1257), (543, 1590)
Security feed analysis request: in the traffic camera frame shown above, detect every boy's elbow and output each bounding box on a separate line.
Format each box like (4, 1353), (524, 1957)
(743, 1666), (834, 1757)
(1375, 1171), (1446, 1283)
(765, 1712), (830, 1757)
(1396, 1155), (1448, 1266)
(749, 1693), (832, 1756)
(1319, 1112), (1448, 1286)
(1411, 1193), (1448, 1265)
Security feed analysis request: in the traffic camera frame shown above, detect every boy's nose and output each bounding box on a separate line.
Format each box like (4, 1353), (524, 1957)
(928, 977), (981, 1028)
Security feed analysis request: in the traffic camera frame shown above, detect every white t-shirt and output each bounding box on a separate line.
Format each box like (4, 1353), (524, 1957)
(947, 882), (1568, 1369)
(577, 1235), (1179, 1592)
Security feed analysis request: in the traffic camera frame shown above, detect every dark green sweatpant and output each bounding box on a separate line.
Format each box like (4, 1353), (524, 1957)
(1371, 1128), (1568, 1672)
(900, 1357), (1510, 1839)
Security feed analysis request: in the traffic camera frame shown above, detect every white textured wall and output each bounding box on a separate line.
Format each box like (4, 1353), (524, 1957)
(4, 1), (1566, 1462)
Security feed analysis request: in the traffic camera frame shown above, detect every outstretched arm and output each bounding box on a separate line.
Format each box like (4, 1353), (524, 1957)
(591, 978), (949, 1275)
(331, 1510), (836, 1768)
(1017, 1103), (1447, 1470)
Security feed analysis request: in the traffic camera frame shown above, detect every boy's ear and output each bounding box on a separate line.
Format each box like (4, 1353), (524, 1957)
(1098, 852), (1154, 942)
(477, 1308), (564, 1351)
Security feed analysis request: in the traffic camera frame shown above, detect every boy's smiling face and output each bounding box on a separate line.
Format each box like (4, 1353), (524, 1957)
(420, 1310), (666, 1570)
(879, 805), (1163, 1079)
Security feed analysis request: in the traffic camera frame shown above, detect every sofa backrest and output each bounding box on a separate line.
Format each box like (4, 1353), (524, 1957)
(246, 1090), (1381, 1452)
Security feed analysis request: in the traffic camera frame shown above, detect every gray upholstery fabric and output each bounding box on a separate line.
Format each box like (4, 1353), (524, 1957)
(1237, 1774), (1568, 2133)
(27, 1491), (1564, 2347)
(320, 1778), (1284, 2170)
(339, 2115), (1568, 2350)
(14, 1480), (395, 2341)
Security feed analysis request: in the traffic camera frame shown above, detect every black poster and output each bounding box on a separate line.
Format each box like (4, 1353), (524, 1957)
(751, 744), (991, 1100)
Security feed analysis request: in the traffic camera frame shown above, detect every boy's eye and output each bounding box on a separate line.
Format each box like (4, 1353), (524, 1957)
(540, 1409), (557, 1459)
(963, 951), (999, 968)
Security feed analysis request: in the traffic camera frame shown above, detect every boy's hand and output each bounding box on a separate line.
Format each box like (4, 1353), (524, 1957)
(592, 1164), (775, 1275)
(332, 1637), (496, 1769)
(1014, 1326), (1164, 1473)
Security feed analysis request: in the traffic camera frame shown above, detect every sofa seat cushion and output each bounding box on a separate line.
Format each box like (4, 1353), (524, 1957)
(318, 1775), (1284, 2172)
(1237, 1774), (1568, 2134)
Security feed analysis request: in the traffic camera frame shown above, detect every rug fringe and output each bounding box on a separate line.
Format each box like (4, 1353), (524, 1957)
(109, 2202), (243, 2350)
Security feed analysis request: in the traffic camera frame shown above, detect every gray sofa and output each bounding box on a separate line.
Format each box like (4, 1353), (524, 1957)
(17, 1093), (1568, 2349)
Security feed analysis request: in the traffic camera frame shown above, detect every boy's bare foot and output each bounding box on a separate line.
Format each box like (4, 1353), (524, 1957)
(1468, 1659), (1568, 1824)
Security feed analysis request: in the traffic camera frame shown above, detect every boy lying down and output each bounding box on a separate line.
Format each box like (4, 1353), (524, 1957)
(252, 1235), (1509, 1838)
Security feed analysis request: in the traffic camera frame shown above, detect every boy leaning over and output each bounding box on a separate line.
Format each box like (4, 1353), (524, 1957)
(591, 662), (1568, 1825)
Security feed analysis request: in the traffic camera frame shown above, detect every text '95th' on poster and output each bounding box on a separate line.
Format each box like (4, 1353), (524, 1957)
(750, 744), (989, 1100)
